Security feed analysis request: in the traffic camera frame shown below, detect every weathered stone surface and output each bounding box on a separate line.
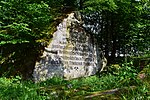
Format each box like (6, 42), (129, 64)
(33, 12), (102, 82)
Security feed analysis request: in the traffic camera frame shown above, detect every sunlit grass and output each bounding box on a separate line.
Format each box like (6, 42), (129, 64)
(0, 63), (149, 100)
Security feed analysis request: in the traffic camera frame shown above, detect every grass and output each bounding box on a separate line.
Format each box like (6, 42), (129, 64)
(0, 63), (149, 100)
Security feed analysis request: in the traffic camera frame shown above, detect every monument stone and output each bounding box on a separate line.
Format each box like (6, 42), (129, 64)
(33, 12), (102, 82)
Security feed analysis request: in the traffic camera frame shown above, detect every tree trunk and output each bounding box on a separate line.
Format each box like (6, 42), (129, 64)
(111, 13), (116, 61)
(104, 12), (109, 60)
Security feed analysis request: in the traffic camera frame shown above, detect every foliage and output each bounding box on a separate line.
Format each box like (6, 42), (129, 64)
(84, 0), (118, 12)
(81, 0), (150, 62)
(0, 61), (149, 99)
(0, 76), (45, 100)
(120, 84), (149, 100)
(0, 0), (53, 45)
(0, 0), (62, 77)
(0, 1), (149, 99)
(0, 0), (149, 76)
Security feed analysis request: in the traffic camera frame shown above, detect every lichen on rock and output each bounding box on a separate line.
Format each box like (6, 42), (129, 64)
(33, 12), (105, 82)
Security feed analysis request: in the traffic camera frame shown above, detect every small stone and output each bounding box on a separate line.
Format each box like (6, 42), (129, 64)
(138, 73), (146, 80)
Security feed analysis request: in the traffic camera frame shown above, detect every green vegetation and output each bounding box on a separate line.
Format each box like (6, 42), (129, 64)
(0, 0), (65, 77)
(82, 0), (150, 62)
(0, 0), (149, 99)
(0, 0), (149, 76)
(0, 62), (149, 99)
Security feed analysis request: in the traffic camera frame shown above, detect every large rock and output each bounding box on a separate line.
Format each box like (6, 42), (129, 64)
(33, 12), (103, 82)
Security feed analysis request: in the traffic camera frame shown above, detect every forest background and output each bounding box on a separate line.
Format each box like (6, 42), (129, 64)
(0, 0), (150, 99)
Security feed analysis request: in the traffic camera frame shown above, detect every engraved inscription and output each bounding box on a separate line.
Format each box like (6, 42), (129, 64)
(33, 13), (99, 82)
